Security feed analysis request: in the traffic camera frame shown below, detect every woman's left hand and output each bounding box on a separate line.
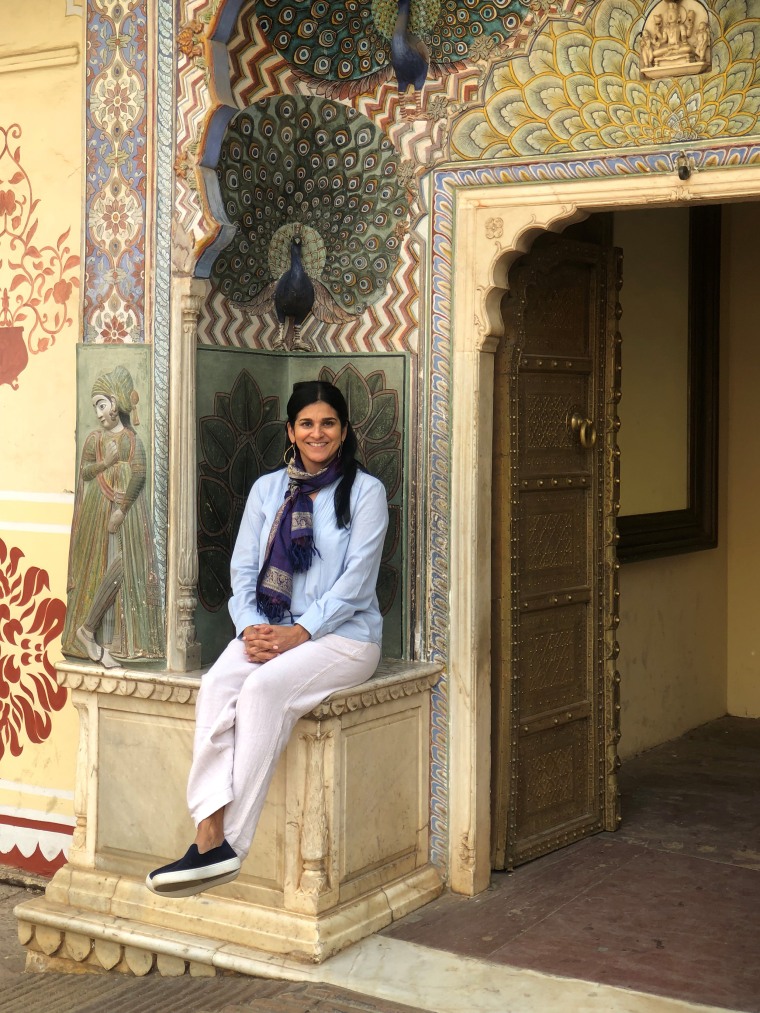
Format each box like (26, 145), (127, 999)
(242, 623), (310, 662)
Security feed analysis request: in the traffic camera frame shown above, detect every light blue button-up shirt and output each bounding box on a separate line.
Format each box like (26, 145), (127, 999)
(228, 468), (389, 647)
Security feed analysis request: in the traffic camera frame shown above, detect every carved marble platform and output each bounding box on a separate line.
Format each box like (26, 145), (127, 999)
(15, 658), (444, 974)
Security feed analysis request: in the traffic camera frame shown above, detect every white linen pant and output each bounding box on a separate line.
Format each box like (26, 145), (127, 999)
(186, 633), (381, 860)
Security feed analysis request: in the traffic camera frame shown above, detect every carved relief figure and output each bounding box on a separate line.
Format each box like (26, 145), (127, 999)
(61, 366), (165, 667)
(639, 0), (711, 79)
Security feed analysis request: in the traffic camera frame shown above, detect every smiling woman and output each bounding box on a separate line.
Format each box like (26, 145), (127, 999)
(286, 398), (347, 476)
(147, 379), (389, 898)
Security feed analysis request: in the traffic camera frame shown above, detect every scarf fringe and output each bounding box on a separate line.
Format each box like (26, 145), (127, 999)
(289, 538), (317, 572)
(256, 593), (288, 624)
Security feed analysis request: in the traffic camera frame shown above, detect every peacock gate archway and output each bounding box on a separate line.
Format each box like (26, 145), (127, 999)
(15, 0), (760, 979)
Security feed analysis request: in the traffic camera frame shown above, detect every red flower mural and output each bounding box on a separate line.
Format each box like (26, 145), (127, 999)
(0, 123), (81, 388)
(0, 538), (67, 760)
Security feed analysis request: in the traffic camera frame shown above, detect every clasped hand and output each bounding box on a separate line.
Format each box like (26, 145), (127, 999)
(242, 622), (310, 663)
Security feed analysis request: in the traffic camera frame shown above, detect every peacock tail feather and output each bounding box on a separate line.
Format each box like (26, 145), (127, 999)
(254, 0), (525, 88)
(211, 96), (409, 318)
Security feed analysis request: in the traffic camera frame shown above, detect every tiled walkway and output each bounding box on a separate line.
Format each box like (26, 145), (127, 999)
(383, 716), (760, 1013)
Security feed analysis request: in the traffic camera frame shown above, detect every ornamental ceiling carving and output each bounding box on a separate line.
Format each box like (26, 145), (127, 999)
(449, 0), (760, 157)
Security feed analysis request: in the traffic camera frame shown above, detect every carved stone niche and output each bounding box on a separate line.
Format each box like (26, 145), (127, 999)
(638, 0), (712, 80)
(15, 658), (443, 973)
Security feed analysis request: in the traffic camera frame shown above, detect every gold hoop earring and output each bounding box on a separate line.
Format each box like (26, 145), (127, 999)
(283, 442), (296, 465)
(338, 440), (344, 459)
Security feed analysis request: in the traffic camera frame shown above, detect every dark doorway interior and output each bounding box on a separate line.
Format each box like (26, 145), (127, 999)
(384, 717), (760, 1012)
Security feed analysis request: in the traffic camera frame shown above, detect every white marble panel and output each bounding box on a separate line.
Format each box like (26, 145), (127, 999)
(340, 705), (424, 880)
(318, 936), (733, 1013)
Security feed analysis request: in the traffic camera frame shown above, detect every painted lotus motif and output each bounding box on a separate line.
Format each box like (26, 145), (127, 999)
(0, 539), (67, 760)
(450, 0), (760, 157)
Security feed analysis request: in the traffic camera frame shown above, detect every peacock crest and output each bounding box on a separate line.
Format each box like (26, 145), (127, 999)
(449, 0), (760, 157)
(253, 0), (523, 115)
(210, 96), (409, 349)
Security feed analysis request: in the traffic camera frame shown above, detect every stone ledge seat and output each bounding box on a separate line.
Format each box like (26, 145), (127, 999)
(15, 657), (444, 975)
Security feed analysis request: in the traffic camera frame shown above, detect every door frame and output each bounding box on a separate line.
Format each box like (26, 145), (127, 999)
(426, 152), (760, 896)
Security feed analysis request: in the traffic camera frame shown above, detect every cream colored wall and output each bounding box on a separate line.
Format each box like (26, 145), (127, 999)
(617, 208), (729, 760)
(0, 1), (83, 869)
(617, 549), (727, 759)
(724, 202), (760, 717)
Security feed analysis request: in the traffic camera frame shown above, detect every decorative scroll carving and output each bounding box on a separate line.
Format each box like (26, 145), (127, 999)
(309, 667), (440, 719)
(18, 918), (215, 977)
(57, 664), (198, 704)
(639, 0), (711, 80)
(485, 217), (504, 240)
(298, 732), (330, 897)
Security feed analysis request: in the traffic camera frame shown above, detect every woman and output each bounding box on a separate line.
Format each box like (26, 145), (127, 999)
(61, 365), (164, 668)
(147, 380), (388, 897)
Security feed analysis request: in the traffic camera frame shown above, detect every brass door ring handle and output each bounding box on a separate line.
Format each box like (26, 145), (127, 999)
(569, 410), (597, 449)
(579, 419), (597, 448)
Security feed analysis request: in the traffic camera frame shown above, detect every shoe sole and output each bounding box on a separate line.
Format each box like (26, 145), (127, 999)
(146, 867), (240, 898)
(148, 855), (241, 889)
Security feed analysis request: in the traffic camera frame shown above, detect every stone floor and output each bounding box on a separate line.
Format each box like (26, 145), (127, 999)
(1, 715), (756, 1013)
(382, 716), (760, 1013)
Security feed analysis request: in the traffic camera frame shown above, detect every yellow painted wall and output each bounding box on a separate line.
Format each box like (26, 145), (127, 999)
(617, 208), (730, 760)
(0, 1), (83, 871)
(724, 202), (760, 717)
(615, 208), (690, 517)
(618, 201), (760, 757)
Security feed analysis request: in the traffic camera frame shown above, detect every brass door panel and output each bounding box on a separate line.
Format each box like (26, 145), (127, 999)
(491, 234), (621, 871)
(519, 488), (588, 596)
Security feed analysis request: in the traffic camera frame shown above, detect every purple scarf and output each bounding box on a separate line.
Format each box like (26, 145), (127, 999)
(256, 454), (341, 623)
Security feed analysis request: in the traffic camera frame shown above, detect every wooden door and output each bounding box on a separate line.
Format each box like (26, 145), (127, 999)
(491, 233), (622, 870)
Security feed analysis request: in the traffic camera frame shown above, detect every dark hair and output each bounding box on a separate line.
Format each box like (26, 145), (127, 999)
(286, 381), (363, 528)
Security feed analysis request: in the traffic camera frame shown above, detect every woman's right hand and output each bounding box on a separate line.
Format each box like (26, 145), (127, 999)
(241, 624), (279, 663)
(103, 441), (119, 468)
(241, 623), (309, 662)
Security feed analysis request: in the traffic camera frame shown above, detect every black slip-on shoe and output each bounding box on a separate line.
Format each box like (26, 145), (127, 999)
(146, 839), (241, 897)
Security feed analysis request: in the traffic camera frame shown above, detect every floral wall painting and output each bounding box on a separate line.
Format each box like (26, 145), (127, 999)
(85, 0), (147, 344)
(0, 124), (80, 389)
(0, 537), (67, 761)
(61, 346), (165, 667)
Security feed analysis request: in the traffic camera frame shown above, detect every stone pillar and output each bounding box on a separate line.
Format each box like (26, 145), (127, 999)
(165, 274), (209, 672)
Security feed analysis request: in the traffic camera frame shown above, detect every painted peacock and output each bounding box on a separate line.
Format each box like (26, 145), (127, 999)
(253, 0), (523, 116)
(210, 96), (409, 349)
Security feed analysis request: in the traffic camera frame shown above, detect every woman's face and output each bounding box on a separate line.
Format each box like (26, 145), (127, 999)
(287, 400), (347, 475)
(92, 394), (121, 431)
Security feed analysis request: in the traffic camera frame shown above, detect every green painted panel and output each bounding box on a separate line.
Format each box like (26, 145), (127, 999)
(195, 348), (408, 664)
